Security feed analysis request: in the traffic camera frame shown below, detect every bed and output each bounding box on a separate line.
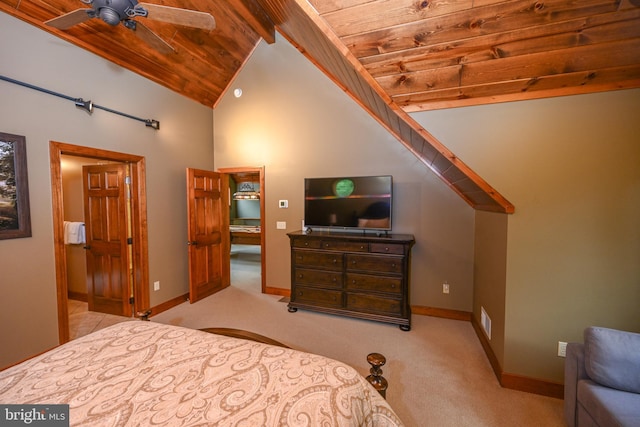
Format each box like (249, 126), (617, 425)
(0, 321), (403, 426)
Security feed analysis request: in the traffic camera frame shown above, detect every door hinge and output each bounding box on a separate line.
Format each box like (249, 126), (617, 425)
(129, 296), (134, 305)
(125, 176), (131, 185)
(127, 237), (133, 245)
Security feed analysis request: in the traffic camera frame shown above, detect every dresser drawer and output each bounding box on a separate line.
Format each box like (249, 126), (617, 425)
(293, 286), (342, 308)
(370, 243), (405, 255)
(345, 254), (402, 274)
(294, 268), (342, 289)
(320, 240), (368, 252)
(345, 273), (402, 294)
(346, 293), (402, 317)
(291, 238), (322, 249)
(293, 250), (343, 270)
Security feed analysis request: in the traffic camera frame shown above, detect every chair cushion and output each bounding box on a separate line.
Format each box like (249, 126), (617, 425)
(577, 379), (640, 427)
(584, 326), (640, 393)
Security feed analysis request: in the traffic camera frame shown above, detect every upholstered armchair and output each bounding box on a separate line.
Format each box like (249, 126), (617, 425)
(564, 326), (640, 427)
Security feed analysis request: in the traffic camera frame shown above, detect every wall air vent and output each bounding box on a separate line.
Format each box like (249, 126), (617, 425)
(481, 306), (492, 340)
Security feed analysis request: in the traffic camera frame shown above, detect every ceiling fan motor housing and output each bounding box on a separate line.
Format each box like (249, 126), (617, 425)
(92, 0), (143, 25)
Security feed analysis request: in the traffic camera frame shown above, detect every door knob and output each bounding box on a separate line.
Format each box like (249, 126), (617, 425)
(187, 241), (198, 245)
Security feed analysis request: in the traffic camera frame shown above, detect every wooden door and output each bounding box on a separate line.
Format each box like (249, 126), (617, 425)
(83, 164), (132, 317)
(186, 168), (230, 303)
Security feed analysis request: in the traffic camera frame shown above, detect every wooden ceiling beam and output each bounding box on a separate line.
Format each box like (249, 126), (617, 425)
(226, 0), (276, 44)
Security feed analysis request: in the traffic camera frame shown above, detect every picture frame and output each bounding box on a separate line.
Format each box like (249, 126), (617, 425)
(0, 132), (31, 239)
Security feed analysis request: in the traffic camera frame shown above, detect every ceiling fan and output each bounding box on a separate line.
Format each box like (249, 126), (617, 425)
(45, 0), (216, 53)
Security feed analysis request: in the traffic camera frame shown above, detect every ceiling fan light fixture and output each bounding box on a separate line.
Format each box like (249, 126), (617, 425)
(99, 7), (123, 25)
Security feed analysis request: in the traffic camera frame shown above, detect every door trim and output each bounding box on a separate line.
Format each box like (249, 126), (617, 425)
(49, 141), (149, 343)
(218, 166), (265, 293)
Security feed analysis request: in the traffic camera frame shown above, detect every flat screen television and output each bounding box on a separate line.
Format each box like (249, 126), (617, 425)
(304, 175), (392, 232)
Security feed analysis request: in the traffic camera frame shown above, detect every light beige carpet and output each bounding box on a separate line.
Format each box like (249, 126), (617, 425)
(151, 245), (565, 426)
(68, 299), (130, 340)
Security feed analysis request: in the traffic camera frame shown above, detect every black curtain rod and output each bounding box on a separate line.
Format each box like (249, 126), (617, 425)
(0, 74), (160, 130)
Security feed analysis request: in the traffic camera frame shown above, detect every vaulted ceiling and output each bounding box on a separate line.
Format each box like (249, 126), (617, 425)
(2, 0), (639, 213)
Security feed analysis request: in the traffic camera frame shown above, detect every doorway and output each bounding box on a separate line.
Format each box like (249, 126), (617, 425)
(218, 167), (265, 293)
(50, 141), (149, 344)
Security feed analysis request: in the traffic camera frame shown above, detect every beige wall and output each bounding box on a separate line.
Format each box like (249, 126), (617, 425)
(213, 36), (477, 315)
(413, 90), (640, 381)
(0, 12), (214, 368)
(215, 35), (640, 384)
(473, 211), (508, 370)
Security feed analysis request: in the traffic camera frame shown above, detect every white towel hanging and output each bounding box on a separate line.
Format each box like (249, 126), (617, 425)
(64, 221), (85, 245)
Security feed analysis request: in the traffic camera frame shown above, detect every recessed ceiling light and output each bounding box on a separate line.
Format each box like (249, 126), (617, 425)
(233, 88), (243, 98)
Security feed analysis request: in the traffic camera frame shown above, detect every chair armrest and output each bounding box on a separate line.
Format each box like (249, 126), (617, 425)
(564, 342), (587, 427)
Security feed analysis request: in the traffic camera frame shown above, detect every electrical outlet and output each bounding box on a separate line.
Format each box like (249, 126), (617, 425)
(154, 281), (160, 291)
(442, 283), (450, 294)
(558, 341), (567, 357)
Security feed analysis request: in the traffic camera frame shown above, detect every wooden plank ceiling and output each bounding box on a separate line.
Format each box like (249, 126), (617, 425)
(1, 0), (639, 213)
(317, 0), (640, 111)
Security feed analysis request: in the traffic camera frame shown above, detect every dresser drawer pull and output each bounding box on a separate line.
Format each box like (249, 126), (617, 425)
(391, 263), (396, 268)
(333, 258), (338, 263)
(298, 291), (303, 296)
(384, 247), (390, 252)
(297, 273), (304, 279)
(304, 242), (309, 246)
(351, 260), (357, 265)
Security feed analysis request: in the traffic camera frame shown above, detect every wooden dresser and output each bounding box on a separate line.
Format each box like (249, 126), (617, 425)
(287, 230), (415, 330)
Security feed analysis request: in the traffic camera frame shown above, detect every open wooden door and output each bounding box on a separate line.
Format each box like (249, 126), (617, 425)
(83, 164), (132, 317)
(186, 168), (230, 303)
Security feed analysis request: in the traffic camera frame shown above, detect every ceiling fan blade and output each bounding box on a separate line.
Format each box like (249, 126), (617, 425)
(138, 3), (215, 30)
(45, 9), (93, 30)
(132, 21), (176, 54)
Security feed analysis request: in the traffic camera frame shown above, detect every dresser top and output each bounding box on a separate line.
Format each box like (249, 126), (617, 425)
(287, 230), (415, 244)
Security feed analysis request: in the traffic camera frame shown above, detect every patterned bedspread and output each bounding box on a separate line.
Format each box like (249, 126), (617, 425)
(0, 321), (403, 426)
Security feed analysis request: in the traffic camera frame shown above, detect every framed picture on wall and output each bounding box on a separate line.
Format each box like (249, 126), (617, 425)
(0, 132), (31, 239)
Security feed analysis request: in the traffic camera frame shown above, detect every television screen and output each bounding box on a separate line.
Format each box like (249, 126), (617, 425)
(304, 175), (392, 231)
